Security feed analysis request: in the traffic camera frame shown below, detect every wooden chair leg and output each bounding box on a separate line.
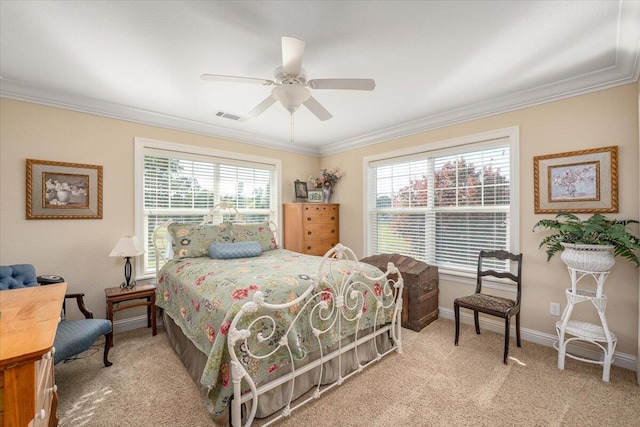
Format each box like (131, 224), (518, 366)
(474, 311), (480, 334)
(503, 317), (510, 364)
(103, 332), (113, 367)
(516, 313), (521, 347)
(454, 301), (460, 346)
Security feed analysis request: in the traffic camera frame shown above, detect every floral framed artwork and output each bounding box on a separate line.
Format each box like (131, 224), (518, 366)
(26, 159), (103, 219)
(534, 146), (618, 214)
(307, 189), (323, 203)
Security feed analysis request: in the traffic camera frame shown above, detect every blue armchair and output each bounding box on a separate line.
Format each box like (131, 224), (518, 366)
(0, 264), (113, 366)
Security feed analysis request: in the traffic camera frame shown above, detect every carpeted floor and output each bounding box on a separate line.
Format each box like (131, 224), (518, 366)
(55, 319), (640, 426)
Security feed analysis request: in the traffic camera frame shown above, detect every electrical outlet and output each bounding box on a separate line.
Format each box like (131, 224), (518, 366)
(550, 302), (561, 316)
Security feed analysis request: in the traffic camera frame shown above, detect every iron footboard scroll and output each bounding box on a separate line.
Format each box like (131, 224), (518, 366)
(227, 244), (404, 426)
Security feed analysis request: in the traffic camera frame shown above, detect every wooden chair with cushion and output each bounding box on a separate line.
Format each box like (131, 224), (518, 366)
(454, 250), (523, 364)
(0, 264), (113, 367)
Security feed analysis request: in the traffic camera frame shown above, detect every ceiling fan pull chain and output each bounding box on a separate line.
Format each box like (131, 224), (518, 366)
(290, 112), (295, 143)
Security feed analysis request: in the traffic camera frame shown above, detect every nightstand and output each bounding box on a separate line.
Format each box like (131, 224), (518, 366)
(105, 283), (157, 344)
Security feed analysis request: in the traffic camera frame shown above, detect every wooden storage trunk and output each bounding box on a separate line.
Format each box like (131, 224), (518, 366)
(360, 253), (438, 332)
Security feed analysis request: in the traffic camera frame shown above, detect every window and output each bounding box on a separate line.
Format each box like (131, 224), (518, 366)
(365, 127), (519, 275)
(135, 138), (280, 277)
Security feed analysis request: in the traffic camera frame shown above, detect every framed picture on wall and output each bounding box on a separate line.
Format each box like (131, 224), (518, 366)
(534, 146), (618, 214)
(26, 159), (103, 219)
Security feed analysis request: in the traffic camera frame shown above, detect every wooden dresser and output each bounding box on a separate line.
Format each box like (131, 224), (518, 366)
(0, 282), (66, 427)
(283, 203), (340, 256)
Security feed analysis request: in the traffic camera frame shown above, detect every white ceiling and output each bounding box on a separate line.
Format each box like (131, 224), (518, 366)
(1, 1), (639, 157)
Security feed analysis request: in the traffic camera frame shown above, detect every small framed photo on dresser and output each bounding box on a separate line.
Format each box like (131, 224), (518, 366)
(294, 179), (308, 202)
(307, 190), (323, 203)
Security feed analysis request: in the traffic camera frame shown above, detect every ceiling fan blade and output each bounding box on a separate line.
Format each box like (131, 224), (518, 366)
(281, 37), (305, 76)
(308, 78), (376, 91)
(246, 95), (277, 119)
(201, 74), (273, 85)
(303, 96), (333, 121)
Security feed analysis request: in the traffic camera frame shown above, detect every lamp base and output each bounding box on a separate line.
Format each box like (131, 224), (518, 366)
(120, 280), (137, 290)
(120, 256), (136, 289)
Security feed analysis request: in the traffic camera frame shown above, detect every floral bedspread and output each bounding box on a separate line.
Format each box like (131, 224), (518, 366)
(156, 249), (395, 413)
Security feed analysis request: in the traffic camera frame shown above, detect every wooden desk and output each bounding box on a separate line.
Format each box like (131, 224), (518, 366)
(105, 283), (157, 343)
(0, 282), (67, 427)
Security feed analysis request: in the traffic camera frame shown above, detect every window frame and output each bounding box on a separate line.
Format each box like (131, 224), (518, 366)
(134, 137), (282, 280)
(362, 126), (520, 285)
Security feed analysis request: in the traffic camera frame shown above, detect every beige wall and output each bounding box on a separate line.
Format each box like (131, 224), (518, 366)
(326, 83), (639, 356)
(2, 82), (639, 357)
(0, 98), (319, 321)
(637, 78), (640, 383)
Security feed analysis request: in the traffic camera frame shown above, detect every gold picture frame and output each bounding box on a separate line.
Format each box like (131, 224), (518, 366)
(26, 159), (103, 219)
(534, 146), (617, 214)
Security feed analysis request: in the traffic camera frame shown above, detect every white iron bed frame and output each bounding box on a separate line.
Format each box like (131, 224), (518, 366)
(153, 203), (404, 426)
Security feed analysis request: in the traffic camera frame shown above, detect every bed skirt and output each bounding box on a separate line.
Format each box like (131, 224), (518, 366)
(162, 310), (393, 425)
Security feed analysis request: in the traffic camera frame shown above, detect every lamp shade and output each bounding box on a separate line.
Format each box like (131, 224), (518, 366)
(109, 236), (144, 257)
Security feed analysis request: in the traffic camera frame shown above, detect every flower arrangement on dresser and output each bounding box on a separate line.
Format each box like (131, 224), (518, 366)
(310, 168), (342, 189)
(309, 168), (342, 203)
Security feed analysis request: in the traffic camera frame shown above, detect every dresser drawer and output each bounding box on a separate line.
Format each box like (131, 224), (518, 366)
(303, 206), (338, 221)
(303, 215), (337, 228)
(30, 349), (55, 427)
(303, 238), (339, 256)
(302, 222), (338, 238)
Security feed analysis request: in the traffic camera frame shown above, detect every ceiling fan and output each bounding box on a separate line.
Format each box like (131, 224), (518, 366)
(201, 36), (376, 122)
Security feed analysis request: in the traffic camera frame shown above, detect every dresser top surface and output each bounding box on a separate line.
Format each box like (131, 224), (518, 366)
(0, 282), (67, 364)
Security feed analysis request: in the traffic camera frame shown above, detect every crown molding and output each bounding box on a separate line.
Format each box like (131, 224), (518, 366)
(319, 66), (640, 156)
(2, 48), (638, 160)
(0, 78), (322, 157)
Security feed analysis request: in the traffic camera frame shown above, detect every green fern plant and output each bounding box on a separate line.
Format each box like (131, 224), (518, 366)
(533, 212), (640, 267)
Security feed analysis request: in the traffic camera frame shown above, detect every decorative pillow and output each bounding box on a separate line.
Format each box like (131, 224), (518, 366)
(0, 264), (38, 290)
(208, 241), (262, 259)
(228, 222), (277, 251)
(167, 223), (232, 258)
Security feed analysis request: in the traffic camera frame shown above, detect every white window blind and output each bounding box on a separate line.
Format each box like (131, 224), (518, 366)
(137, 142), (277, 276)
(367, 131), (517, 273)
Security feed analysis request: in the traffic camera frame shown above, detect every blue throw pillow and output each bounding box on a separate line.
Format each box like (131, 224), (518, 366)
(0, 264), (38, 290)
(208, 241), (262, 259)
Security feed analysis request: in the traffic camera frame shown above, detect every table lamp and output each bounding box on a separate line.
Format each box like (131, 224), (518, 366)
(109, 236), (145, 289)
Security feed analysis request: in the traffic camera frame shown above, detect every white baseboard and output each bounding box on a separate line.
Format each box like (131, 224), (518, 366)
(112, 315), (154, 333)
(439, 307), (637, 373)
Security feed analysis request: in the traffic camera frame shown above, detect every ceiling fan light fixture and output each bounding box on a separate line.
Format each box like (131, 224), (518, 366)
(271, 84), (310, 114)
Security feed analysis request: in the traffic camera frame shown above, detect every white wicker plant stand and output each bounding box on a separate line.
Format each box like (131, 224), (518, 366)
(554, 267), (617, 382)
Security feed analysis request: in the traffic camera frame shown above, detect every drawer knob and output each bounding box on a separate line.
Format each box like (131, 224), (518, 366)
(331, 216), (335, 220)
(307, 231), (312, 235)
(307, 217), (311, 221)
(331, 229), (335, 233)
(307, 246), (312, 250)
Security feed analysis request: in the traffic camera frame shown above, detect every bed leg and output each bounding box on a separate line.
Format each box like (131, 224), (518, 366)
(231, 390), (242, 426)
(228, 396), (245, 427)
(230, 361), (243, 427)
